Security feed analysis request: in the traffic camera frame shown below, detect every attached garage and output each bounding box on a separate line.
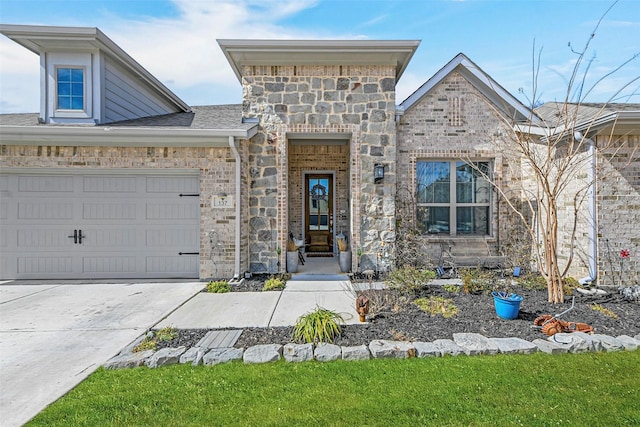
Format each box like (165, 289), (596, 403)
(0, 171), (200, 280)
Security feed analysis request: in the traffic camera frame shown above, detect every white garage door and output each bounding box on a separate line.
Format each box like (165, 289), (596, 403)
(0, 172), (200, 280)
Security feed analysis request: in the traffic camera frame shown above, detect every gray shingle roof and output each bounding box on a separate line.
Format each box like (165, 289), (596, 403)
(535, 102), (640, 125)
(0, 104), (249, 131)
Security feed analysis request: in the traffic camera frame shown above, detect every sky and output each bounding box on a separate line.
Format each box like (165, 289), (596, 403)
(0, 0), (639, 114)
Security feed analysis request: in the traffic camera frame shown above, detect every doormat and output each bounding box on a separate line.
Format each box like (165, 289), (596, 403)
(306, 253), (334, 257)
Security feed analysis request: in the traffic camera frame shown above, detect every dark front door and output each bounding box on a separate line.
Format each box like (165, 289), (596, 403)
(305, 174), (333, 252)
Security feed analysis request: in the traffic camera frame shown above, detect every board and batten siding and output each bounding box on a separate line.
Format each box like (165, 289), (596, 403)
(103, 58), (178, 123)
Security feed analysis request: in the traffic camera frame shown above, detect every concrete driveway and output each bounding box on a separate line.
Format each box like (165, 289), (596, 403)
(0, 280), (204, 427)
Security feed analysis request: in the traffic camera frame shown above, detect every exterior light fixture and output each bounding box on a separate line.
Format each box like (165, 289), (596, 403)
(374, 163), (385, 183)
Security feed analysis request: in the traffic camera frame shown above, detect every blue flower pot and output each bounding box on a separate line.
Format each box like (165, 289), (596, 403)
(492, 292), (523, 320)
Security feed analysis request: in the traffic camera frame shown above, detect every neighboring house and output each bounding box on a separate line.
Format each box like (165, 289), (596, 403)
(1, 25), (638, 284)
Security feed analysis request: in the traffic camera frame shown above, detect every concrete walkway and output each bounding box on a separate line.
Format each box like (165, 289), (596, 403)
(156, 277), (361, 329)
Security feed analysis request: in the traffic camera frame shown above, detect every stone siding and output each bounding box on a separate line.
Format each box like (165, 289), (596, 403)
(0, 144), (239, 279)
(241, 65), (397, 272)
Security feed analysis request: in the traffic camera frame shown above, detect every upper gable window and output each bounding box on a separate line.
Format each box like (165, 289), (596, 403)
(56, 67), (85, 111)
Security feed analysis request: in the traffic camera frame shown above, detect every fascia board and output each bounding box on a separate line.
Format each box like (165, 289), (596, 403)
(217, 39), (420, 82)
(0, 125), (257, 147)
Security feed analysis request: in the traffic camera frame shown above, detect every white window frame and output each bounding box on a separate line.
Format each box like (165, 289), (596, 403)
(416, 159), (493, 237)
(55, 65), (86, 112)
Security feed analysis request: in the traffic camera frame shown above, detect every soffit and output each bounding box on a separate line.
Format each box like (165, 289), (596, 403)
(218, 39), (421, 82)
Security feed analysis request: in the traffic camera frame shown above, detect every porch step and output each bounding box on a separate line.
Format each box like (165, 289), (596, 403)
(196, 330), (242, 349)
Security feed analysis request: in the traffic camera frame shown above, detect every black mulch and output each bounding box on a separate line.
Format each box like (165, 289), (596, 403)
(158, 275), (640, 350)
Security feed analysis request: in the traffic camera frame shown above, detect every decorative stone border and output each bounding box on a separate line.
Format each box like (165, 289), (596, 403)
(104, 332), (640, 370)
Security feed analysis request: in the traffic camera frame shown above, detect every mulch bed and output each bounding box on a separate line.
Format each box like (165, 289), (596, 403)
(159, 274), (640, 350)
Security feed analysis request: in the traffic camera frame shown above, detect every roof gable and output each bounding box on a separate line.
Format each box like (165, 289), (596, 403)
(399, 53), (534, 123)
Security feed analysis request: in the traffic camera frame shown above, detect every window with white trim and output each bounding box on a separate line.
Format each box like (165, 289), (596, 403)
(56, 67), (85, 111)
(416, 160), (491, 235)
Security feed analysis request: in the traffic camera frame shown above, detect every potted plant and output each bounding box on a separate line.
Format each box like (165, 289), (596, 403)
(491, 291), (523, 320)
(337, 236), (351, 273)
(286, 238), (299, 273)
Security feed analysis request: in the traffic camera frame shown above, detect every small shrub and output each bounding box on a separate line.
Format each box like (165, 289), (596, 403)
(207, 280), (231, 293)
(414, 296), (459, 318)
(133, 339), (156, 353)
(443, 284), (460, 293)
(563, 277), (580, 296)
(386, 266), (436, 295)
(155, 326), (177, 342)
(292, 307), (344, 344)
(517, 273), (547, 291)
(263, 276), (285, 291)
(461, 269), (492, 294)
(591, 304), (618, 319)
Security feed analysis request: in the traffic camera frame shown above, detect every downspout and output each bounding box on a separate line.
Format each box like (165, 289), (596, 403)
(229, 136), (241, 280)
(576, 132), (597, 285)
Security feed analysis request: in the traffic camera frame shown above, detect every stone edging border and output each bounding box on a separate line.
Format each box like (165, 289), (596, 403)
(104, 332), (640, 369)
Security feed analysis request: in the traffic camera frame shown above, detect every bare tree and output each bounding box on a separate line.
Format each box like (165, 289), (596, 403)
(477, 2), (639, 303)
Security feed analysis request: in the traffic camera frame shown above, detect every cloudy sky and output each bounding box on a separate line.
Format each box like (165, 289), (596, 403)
(1, 0), (639, 114)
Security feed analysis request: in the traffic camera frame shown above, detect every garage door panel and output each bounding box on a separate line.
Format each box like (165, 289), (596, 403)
(18, 256), (74, 275)
(82, 202), (138, 220)
(18, 202), (74, 220)
(146, 256), (198, 274)
(145, 228), (198, 248)
(1, 172), (200, 280)
(146, 176), (199, 193)
(83, 256), (137, 274)
(17, 228), (76, 248)
(83, 176), (137, 193)
(18, 175), (74, 192)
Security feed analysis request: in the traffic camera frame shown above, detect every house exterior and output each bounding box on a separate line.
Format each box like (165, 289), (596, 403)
(1, 24), (638, 284)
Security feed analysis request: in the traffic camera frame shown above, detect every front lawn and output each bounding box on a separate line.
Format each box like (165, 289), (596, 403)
(29, 351), (639, 426)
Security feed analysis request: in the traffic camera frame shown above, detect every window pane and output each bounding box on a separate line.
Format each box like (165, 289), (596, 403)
(58, 97), (70, 110)
(457, 206), (489, 235)
(71, 83), (83, 96)
(71, 68), (84, 82)
(57, 68), (70, 82)
(417, 161), (450, 203)
(456, 162), (491, 203)
(57, 82), (70, 96)
(71, 96), (84, 110)
(418, 206), (450, 234)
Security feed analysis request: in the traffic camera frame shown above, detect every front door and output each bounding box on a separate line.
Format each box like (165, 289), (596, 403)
(305, 174), (333, 252)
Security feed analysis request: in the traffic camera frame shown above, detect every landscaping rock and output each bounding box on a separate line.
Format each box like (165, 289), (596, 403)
(432, 339), (464, 356)
(368, 340), (415, 359)
(571, 332), (603, 352)
(591, 334), (624, 352)
(413, 341), (441, 357)
(548, 333), (590, 353)
(104, 350), (154, 370)
(314, 343), (342, 362)
(617, 335), (639, 351)
(453, 333), (499, 355)
(283, 343), (314, 362)
(203, 347), (244, 365)
(532, 339), (569, 354)
(341, 345), (370, 361)
(243, 344), (282, 364)
(635, 334), (640, 342)
(146, 346), (186, 368)
(488, 337), (538, 354)
(180, 347), (206, 366)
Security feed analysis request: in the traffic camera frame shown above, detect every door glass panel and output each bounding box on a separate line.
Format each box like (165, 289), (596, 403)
(308, 178), (330, 231)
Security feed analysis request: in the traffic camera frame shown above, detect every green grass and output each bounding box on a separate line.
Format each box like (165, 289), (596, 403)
(28, 351), (639, 426)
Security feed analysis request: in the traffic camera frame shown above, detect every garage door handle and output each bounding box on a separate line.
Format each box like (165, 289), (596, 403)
(68, 229), (78, 244)
(78, 229), (86, 244)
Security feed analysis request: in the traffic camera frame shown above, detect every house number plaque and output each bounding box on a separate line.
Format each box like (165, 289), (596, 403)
(211, 195), (234, 208)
